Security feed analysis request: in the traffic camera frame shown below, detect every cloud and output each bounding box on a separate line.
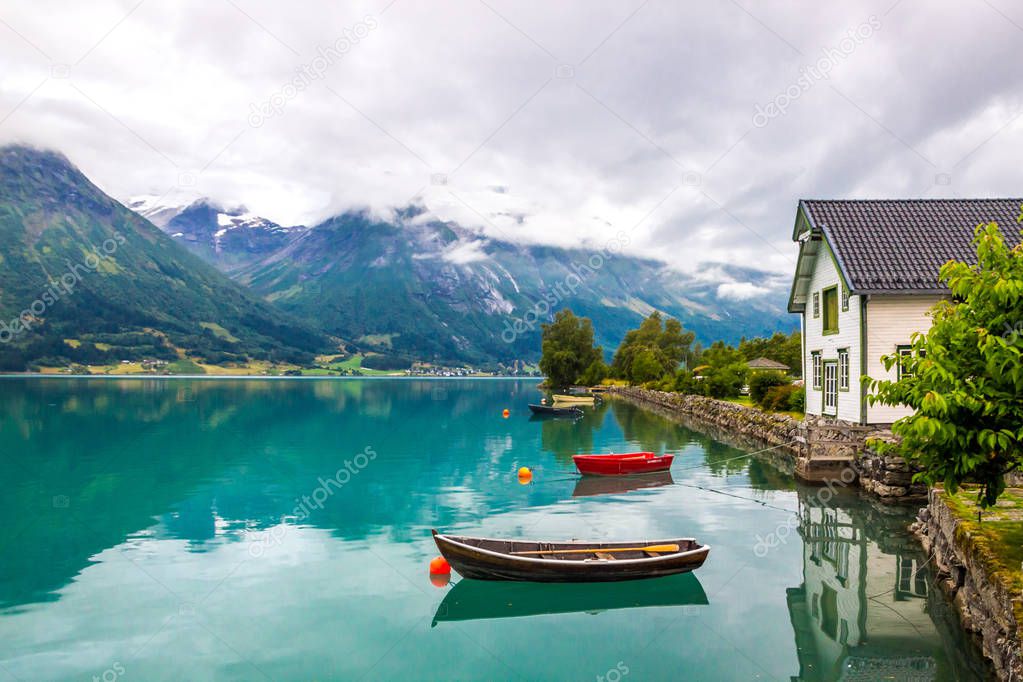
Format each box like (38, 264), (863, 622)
(717, 282), (772, 301)
(440, 239), (489, 265)
(1, 0), (1021, 276)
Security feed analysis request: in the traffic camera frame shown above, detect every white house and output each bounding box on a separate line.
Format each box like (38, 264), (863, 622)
(788, 198), (1021, 425)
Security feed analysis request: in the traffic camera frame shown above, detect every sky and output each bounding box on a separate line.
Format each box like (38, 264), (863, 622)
(1, 0), (1021, 279)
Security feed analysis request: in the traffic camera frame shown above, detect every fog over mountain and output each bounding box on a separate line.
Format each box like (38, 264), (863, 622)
(2, 1), (1020, 281)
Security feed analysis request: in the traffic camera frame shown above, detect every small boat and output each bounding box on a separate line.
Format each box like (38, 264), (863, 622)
(528, 403), (583, 417)
(572, 470), (674, 497)
(431, 571), (708, 625)
(432, 530), (709, 582)
(573, 452), (674, 476)
(552, 394), (596, 404)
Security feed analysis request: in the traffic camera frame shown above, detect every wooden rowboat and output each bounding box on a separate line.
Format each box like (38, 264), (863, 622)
(432, 530), (709, 582)
(573, 452), (674, 476)
(551, 394), (596, 405)
(431, 571), (708, 625)
(528, 403), (583, 417)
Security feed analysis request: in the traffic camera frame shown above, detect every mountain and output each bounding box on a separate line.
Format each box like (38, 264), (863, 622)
(127, 195), (302, 272)
(141, 200), (794, 364)
(0, 146), (332, 371)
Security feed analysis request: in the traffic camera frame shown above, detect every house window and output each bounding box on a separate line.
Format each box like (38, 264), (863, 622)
(822, 286), (838, 334)
(841, 285), (850, 312)
(811, 351), (822, 390)
(838, 349), (849, 391)
(812, 292), (820, 318)
(897, 346), (926, 380)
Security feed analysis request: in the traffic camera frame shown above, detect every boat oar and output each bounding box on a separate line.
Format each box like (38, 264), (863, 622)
(511, 543), (679, 556)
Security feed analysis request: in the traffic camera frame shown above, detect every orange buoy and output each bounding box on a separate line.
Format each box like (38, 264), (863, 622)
(502, 408), (510, 418)
(517, 466), (532, 484)
(430, 572), (451, 588)
(429, 556), (450, 574)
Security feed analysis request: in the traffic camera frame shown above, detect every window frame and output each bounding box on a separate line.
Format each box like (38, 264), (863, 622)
(897, 345), (925, 380)
(822, 285), (839, 335)
(838, 348), (849, 391)
(811, 351), (822, 390)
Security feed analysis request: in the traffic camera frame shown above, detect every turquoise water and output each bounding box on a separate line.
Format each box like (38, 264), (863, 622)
(0, 378), (987, 681)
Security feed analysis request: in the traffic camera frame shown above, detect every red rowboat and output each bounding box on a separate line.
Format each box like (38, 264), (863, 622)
(572, 452), (674, 476)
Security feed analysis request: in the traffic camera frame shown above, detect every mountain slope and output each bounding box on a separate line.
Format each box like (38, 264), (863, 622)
(0, 146), (332, 370)
(127, 195), (302, 272)
(185, 207), (795, 364)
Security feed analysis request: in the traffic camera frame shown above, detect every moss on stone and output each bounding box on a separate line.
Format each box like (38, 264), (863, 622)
(943, 487), (1023, 627)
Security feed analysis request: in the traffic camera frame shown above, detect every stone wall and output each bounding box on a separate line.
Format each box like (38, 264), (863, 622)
(858, 450), (929, 501)
(608, 387), (804, 455)
(609, 386), (927, 500)
(913, 490), (1023, 681)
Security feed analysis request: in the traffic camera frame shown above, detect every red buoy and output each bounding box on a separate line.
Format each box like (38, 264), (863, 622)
(429, 556), (451, 574)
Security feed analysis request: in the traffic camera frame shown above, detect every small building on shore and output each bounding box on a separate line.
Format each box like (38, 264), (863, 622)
(746, 357), (790, 374)
(787, 199), (1022, 425)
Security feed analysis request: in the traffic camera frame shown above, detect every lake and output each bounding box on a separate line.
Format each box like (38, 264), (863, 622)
(0, 378), (988, 681)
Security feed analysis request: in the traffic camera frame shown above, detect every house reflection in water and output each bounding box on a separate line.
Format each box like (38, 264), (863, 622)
(786, 489), (943, 681)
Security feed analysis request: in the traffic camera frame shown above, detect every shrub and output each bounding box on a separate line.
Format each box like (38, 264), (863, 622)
(673, 370), (699, 395)
(750, 371), (790, 406)
(788, 386), (805, 412)
(760, 384), (793, 411)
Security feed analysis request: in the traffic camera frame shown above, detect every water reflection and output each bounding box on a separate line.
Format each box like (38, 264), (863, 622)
(538, 400), (610, 460)
(0, 379), (991, 681)
(571, 471), (674, 498)
(432, 571), (708, 625)
(787, 487), (987, 681)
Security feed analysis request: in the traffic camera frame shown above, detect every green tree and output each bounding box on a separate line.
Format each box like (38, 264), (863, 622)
(699, 341), (748, 398)
(578, 358), (609, 386)
(867, 221), (1023, 508)
(631, 349), (663, 383)
(611, 312), (694, 383)
(738, 331), (802, 377)
(539, 309), (602, 390)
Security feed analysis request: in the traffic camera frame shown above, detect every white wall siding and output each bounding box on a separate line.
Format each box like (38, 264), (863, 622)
(802, 240), (862, 423)
(864, 295), (943, 424)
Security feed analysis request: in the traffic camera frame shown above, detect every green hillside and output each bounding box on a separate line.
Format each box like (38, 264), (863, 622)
(0, 146), (333, 371)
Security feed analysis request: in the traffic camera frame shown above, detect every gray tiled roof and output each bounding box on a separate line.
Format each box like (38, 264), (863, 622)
(800, 199), (1023, 293)
(747, 357), (789, 370)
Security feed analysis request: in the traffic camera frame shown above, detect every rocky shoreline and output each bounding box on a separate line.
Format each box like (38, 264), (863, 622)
(913, 490), (1022, 681)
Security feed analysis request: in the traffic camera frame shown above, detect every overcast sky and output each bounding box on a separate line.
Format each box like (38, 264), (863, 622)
(1, 0), (1021, 277)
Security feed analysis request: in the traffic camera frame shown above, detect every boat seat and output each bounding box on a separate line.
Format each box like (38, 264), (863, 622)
(593, 552), (616, 561)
